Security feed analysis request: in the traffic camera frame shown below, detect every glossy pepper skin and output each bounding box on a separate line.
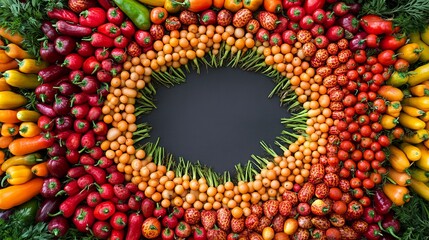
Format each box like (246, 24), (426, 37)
(2, 165), (33, 186)
(113, 0), (150, 30)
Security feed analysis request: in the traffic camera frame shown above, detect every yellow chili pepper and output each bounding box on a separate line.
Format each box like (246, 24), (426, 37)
(3, 70), (40, 89)
(0, 91), (28, 109)
(16, 110), (41, 122)
(0, 178), (43, 210)
(17, 59), (49, 74)
(410, 179), (429, 201)
(1, 153), (42, 172)
(382, 183), (411, 206)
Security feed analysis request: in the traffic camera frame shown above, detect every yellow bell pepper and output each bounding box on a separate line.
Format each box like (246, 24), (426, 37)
(1, 165), (33, 186)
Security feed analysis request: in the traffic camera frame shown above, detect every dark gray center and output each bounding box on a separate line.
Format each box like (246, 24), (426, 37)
(145, 67), (288, 173)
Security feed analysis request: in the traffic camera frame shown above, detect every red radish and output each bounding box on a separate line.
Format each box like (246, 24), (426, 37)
(110, 212), (127, 230)
(92, 221), (112, 239)
(141, 198), (156, 218)
(162, 214), (179, 229)
(312, 8), (326, 24)
(77, 174), (94, 189)
(87, 191), (102, 208)
(81, 130), (96, 149)
(338, 14), (359, 34)
(324, 11), (336, 27)
(310, 24), (324, 37)
(153, 204), (167, 218)
(53, 95), (71, 115)
(96, 69), (113, 83)
(107, 172), (125, 185)
(269, 33), (283, 46)
(287, 21), (300, 31)
(40, 41), (63, 63)
(256, 28), (270, 42)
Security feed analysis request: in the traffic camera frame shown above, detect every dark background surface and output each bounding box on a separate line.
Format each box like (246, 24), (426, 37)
(144, 67), (290, 173)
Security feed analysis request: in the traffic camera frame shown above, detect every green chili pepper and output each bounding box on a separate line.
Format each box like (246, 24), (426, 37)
(113, 0), (151, 30)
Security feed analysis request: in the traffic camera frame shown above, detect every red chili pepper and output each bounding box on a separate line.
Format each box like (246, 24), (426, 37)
(54, 20), (93, 38)
(360, 15), (393, 35)
(125, 212), (143, 240)
(47, 8), (78, 23)
(38, 65), (70, 83)
(97, 23), (121, 38)
(373, 189), (392, 215)
(97, 0), (114, 10)
(41, 21), (60, 41)
(83, 32), (114, 48)
(77, 174), (95, 189)
(67, 166), (87, 179)
(57, 189), (92, 218)
(81, 130), (96, 149)
(79, 8), (107, 28)
(85, 165), (107, 185)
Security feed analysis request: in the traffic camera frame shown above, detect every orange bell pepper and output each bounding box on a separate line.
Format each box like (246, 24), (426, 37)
(224, 0), (243, 12)
(243, 0), (263, 11)
(172, 0), (212, 12)
(263, 0), (282, 13)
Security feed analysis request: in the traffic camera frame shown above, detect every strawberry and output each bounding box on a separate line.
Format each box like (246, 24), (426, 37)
(272, 214), (286, 232)
(232, 8), (252, 28)
(207, 227), (227, 240)
(298, 182), (316, 203)
(311, 199), (330, 216)
(296, 30), (312, 43)
(308, 164), (325, 184)
(217, 207), (231, 231)
(323, 173), (340, 187)
(311, 216), (331, 230)
(255, 216), (271, 233)
(258, 11), (278, 30)
(184, 208), (200, 225)
(231, 217), (245, 233)
(179, 10), (198, 25)
(282, 191), (298, 206)
(263, 200), (279, 219)
(251, 204), (263, 217)
(339, 226), (359, 239)
(113, 184), (130, 200)
(126, 41), (142, 58)
(217, 9), (233, 27)
(175, 221), (192, 238)
(329, 213), (345, 227)
(279, 200), (293, 216)
(201, 210), (216, 230)
(245, 213), (259, 230)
